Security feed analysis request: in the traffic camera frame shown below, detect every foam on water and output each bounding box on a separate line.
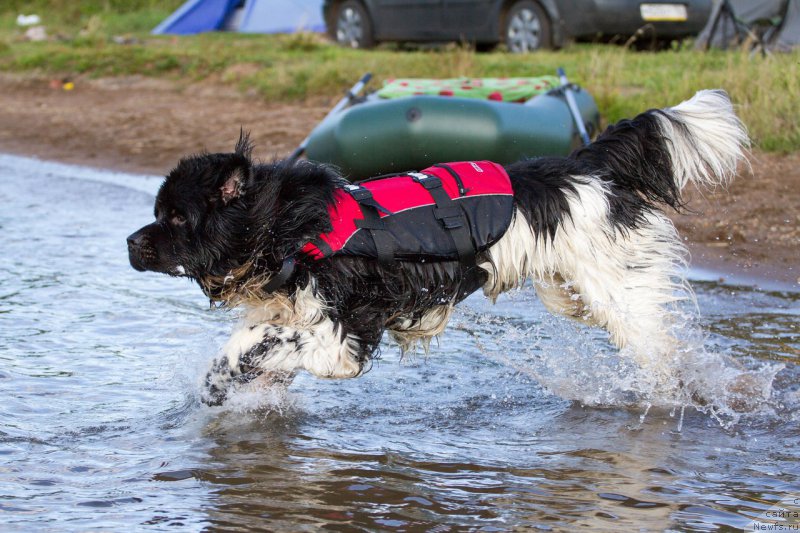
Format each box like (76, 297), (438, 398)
(216, 378), (298, 416)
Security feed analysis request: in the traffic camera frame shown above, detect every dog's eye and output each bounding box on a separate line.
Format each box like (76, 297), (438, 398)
(170, 212), (186, 226)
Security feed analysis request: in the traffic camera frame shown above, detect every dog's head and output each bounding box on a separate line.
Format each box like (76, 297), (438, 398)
(127, 132), (257, 282)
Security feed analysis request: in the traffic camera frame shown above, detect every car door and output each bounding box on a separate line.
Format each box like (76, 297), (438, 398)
(551, 0), (600, 37)
(372, 0), (444, 40)
(441, 0), (495, 40)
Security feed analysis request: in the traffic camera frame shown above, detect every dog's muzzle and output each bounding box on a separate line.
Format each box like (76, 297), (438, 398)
(127, 226), (157, 272)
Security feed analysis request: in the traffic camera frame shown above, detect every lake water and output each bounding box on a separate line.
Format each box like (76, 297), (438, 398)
(1, 154), (798, 531)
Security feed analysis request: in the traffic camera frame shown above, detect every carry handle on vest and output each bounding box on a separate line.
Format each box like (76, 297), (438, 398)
(407, 171), (475, 267)
(337, 168), (477, 267)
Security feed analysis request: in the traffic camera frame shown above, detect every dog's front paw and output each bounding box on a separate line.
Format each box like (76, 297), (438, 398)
(201, 356), (236, 406)
(200, 353), (297, 406)
(201, 383), (228, 406)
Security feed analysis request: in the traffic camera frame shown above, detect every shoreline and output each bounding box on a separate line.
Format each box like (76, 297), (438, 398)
(686, 243), (798, 292)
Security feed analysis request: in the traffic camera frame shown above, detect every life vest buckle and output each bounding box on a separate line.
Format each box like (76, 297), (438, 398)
(344, 184), (373, 202)
(408, 172), (442, 190)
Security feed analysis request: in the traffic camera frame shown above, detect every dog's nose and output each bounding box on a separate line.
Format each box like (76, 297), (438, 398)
(127, 227), (153, 272)
(127, 226), (155, 252)
(127, 232), (145, 248)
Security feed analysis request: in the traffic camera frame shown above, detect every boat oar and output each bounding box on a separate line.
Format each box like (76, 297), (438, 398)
(557, 67), (591, 146)
(288, 72), (373, 162)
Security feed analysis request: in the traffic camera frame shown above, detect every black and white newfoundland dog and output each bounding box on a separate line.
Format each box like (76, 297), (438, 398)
(128, 90), (748, 405)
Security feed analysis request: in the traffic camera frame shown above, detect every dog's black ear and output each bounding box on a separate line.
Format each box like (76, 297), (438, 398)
(234, 129), (253, 160)
(220, 167), (248, 204)
(217, 130), (254, 204)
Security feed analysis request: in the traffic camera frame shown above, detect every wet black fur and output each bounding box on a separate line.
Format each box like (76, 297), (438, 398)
(129, 108), (685, 397)
(507, 110), (687, 235)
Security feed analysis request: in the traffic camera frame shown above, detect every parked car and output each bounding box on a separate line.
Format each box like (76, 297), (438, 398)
(322, 0), (713, 52)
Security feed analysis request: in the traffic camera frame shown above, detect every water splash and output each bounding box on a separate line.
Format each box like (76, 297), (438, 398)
(220, 378), (297, 416)
(171, 330), (298, 418)
(453, 289), (785, 429)
(183, 285), (786, 429)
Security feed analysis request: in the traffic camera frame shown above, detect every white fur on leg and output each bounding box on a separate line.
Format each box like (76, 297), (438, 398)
(481, 89), (751, 382)
(223, 321), (362, 378)
(482, 179), (690, 380)
(221, 282), (362, 379)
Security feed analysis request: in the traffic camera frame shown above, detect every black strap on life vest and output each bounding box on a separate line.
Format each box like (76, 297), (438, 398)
(262, 256), (296, 294)
(344, 184), (395, 264)
(409, 173), (475, 267)
(343, 183), (393, 216)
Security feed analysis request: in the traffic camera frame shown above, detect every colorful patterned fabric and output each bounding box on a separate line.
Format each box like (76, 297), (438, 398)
(377, 76), (559, 102)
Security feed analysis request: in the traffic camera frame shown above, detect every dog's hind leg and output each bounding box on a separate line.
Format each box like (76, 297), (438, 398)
(484, 183), (688, 383)
(550, 206), (689, 380)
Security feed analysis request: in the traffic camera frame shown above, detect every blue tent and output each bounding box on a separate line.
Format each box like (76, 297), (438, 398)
(153, 0), (325, 35)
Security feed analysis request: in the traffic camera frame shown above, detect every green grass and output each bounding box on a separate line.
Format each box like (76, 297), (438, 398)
(1, 0), (183, 34)
(1, 2), (798, 151)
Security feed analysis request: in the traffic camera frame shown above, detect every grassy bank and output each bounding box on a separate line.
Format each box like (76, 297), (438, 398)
(1, 2), (798, 152)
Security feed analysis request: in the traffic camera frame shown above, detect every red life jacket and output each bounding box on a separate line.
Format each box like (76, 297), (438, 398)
(300, 161), (514, 265)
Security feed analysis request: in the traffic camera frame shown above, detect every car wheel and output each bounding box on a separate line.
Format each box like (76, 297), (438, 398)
(503, 0), (551, 53)
(335, 0), (374, 49)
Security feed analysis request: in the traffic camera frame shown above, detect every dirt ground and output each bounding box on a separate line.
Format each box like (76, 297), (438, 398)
(0, 73), (797, 287)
